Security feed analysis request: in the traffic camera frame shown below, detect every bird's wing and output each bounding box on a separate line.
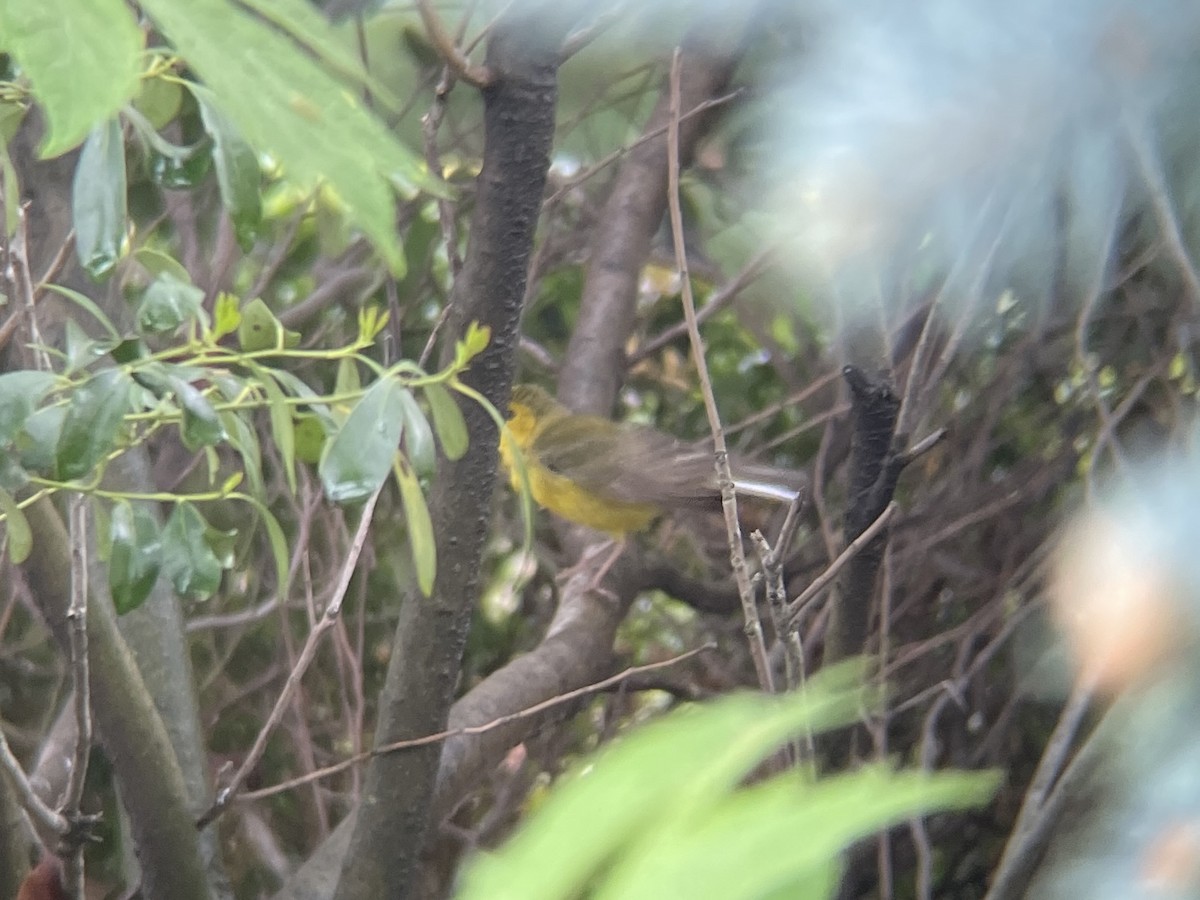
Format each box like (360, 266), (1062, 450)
(531, 417), (713, 506)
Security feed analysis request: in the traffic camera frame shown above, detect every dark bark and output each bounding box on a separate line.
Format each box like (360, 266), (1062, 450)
(330, 9), (571, 899)
(825, 366), (902, 662)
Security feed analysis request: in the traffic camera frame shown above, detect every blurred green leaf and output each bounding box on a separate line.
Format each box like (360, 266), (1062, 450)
(56, 368), (131, 480)
(461, 662), (997, 900)
(138, 0), (448, 275)
(0, 0), (142, 157)
(0, 485), (32, 564)
(394, 455), (435, 596)
(161, 501), (223, 601)
(237, 0), (403, 111)
(459, 661), (872, 900)
(597, 767), (1000, 900)
(137, 274), (206, 335)
(109, 499), (163, 614)
(319, 375), (404, 503)
(423, 382), (468, 461)
(189, 83), (262, 248)
(0, 370), (57, 445)
(71, 118), (128, 278)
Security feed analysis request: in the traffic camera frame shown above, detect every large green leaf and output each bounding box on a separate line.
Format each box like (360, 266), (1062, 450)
(459, 662), (872, 900)
(0, 0), (141, 157)
(56, 368), (132, 480)
(319, 376), (405, 503)
(71, 119), (128, 279)
(139, 0), (448, 275)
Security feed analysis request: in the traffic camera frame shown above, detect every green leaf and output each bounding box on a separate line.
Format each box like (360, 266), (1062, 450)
(42, 283), (120, 340)
(168, 376), (226, 450)
(189, 83), (262, 248)
(211, 292), (242, 342)
(293, 413), (327, 465)
(423, 382), (468, 461)
(137, 274), (206, 335)
(0, 370), (57, 445)
(137, 0), (447, 276)
(0, 485), (32, 564)
(219, 407), (264, 498)
(394, 456), (435, 596)
(398, 388), (436, 477)
(334, 357), (361, 396)
(132, 74), (183, 131)
(241, 494), (290, 595)
(71, 119), (128, 278)
(56, 368), (131, 480)
(16, 406), (66, 474)
(459, 663), (873, 900)
(236, 0), (403, 111)
(238, 297), (299, 351)
(319, 376), (405, 503)
(133, 246), (191, 283)
(0, 0), (142, 157)
(0, 143), (19, 238)
(454, 322), (491, 368)
(108, 500), (163, 614)
(161, 501), (223, 601)
(259, 364), (296, 493)
(597, 767), (999, 900)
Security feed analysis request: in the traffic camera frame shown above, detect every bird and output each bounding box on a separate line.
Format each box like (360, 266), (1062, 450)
(499, 383), (803, 538)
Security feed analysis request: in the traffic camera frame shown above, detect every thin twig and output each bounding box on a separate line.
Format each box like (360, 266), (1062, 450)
(196, 484), (384, 829)
(60, 496), (92, 898)
(786, 501), (898, 628)
(0, 728), (68, 844)
(237, 643), (716, 802)
(416, 0), (491, 88)
(666, 49), (773, 693)
(629, 246), (776, 364)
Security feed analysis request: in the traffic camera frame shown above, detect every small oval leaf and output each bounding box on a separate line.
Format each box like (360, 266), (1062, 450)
(395, 456), (435, 596)
(424, 382), (468, 461)
(397, 387), (436, 477)
(319, 376), (405, 503)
